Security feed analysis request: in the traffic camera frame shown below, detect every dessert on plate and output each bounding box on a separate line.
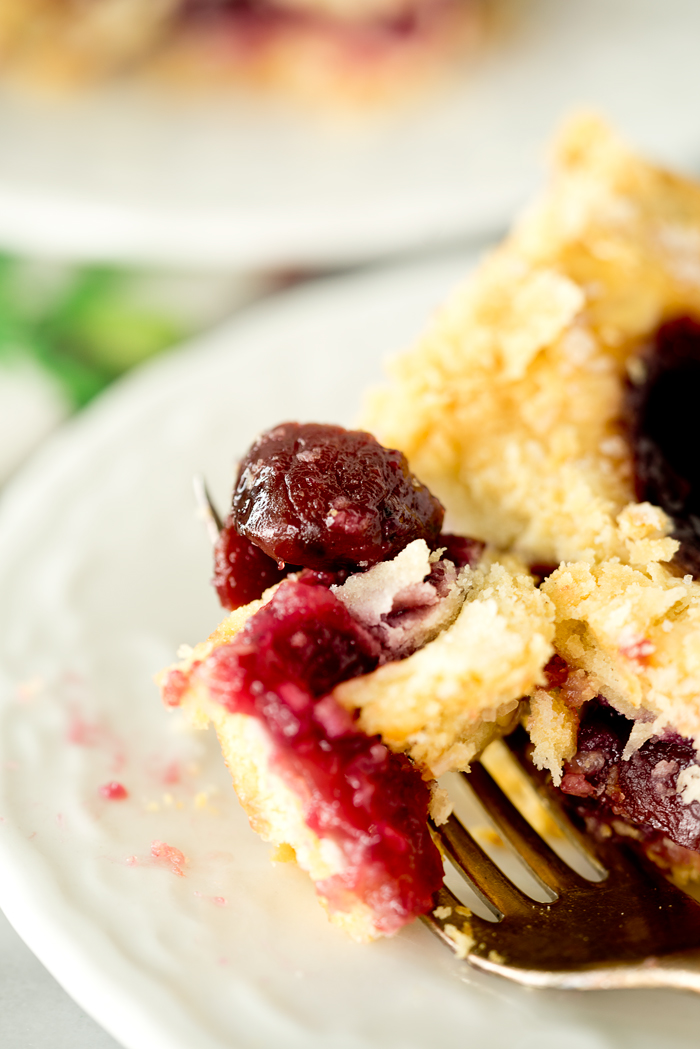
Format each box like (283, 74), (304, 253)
(160, 117), (700, 940)
(0, 0), (481, 102)
(158, 422), (553, 941)
(365, 115), (700, 884)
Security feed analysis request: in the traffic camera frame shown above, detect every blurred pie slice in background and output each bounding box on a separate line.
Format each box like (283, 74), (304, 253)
(0, 0), (484, 104)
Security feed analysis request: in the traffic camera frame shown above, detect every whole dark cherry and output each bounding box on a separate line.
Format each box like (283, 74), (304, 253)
(626, 315), (700, 576)
(230, 422), (444, 571)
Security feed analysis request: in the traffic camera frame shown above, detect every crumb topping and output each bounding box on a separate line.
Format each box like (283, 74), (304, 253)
(364, 116), (700, 569)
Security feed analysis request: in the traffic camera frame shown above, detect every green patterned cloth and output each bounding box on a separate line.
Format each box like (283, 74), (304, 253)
(0, 258), (265, 483)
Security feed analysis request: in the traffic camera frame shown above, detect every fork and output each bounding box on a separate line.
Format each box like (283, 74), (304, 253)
(426, 726), (700, 993)
(192, 477), (700, 992)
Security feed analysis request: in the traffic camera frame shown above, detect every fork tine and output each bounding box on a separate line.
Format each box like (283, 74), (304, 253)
(465, 762), (594, 896)
(437, 813), (538, 919)
(193, 474), (224, 543)
(503, 726), (608, 876)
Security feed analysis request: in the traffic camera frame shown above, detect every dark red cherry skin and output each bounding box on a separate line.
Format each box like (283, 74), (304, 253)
(231, 422), (444, 571)
(212, 517), (293, 611)
(438, 533), (484, 569)
(626, 315), (700, 576)
(560, 700), (700, 852)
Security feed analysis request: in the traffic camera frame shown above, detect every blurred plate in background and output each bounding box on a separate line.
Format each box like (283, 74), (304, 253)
(0, 0), (698, 268)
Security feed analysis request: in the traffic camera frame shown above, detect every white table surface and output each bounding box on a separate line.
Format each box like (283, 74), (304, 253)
(0, 907), (120, 1048)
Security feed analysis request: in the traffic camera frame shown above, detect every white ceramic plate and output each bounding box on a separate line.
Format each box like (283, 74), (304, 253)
(1, 250), (700, 1049)
(2, 0), (700, 267)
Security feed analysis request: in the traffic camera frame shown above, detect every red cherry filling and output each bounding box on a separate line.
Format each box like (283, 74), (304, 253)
(559, 700), (700, 853)
(626, 315), (700, 577)
(542, 654), (572, 691)
(200, 577), (444, 932)
(437, 532), (484, 569)
(231, 422), (444, 572)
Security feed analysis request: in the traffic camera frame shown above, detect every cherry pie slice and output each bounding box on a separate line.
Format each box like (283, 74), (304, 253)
(157, 422), (553, 940)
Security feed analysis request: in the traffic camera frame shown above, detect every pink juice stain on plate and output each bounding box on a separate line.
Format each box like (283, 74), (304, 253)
(151, 840), (186, 877)
(66, 707), (126, 772)
(194, 890), (227, 906)
(123, 841), (187, 876)
(160, 760), (181, 786)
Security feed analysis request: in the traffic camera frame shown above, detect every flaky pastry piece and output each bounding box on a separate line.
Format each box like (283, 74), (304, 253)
(159, 540), (553, 941)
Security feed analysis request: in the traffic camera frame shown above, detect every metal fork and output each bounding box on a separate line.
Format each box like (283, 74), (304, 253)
(425, 726), (700, 993)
